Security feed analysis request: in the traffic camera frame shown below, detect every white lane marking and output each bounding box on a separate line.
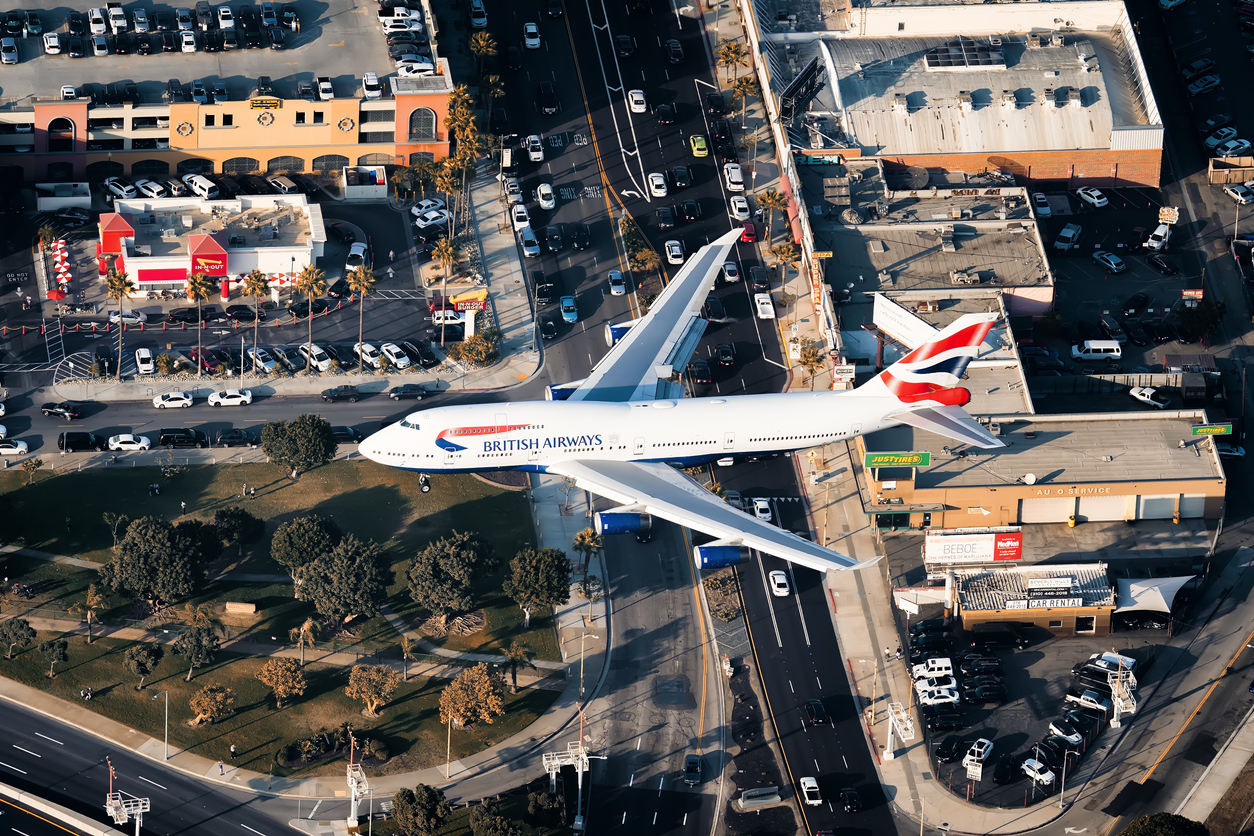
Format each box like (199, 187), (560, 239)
(242, 826), (267, 836)
(34, 733), (62, 745)
(636, 738), (641, 750)
(579, 0), (648, 200)
(658, 776), (664, 796)
(683, 813), (688, 825)
(788, 680), (794, 693)
(653, 812), (658, 824)
(816, 677), (822, 690)
(139, 776), (167, 790)
(843, 755), (848, 768)
(788, 563), (812, 647)
(630, 773), (635, 786)
(14, 829), (33, 836)
(0, 761), (27, 775)
(815, 759), (820, 770)
(11, 747), (39, 758)
(754, 556), (784, 647)
(622, 812), (627, 824)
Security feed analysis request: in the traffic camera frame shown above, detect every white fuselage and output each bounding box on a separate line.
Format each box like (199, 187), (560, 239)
(360, 390), (903, 472)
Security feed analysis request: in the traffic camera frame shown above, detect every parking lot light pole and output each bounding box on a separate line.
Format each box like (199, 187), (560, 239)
(152, 690), (168, 760)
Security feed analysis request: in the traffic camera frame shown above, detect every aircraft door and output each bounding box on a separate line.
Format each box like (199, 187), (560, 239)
(633, 437), (644, 456)
(851, 423), (862, 436)
(724, 432), (735, 450)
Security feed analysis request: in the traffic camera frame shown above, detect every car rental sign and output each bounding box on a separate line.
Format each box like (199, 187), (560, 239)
(924, 529), (1023, 564)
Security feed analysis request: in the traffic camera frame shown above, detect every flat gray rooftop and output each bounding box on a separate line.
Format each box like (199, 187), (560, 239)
(1023, 520), (1215, 565)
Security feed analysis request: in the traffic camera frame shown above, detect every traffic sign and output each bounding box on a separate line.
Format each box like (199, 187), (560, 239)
(1192, 423), (1232, 436)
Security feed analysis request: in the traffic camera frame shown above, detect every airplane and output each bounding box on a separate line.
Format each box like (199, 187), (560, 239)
(361, 229), (1004, 574)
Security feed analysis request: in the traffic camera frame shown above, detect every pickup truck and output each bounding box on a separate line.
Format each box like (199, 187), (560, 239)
(376, 4), (421, 22)
(316, 76), (334, 101)
(106, 1), (127, 33)
(1053, 223), (1082, 252)
(1130, 386), (1170, 409)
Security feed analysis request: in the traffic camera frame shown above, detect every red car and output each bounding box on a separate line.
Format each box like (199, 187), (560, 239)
(188, 348), (220, 373)
(740, 221), (758, 242)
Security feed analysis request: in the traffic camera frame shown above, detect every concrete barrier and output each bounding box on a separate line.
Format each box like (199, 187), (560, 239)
(0, 781), (125, 835)
(224, 602), (257, 614)
(735, 786), (782, 811)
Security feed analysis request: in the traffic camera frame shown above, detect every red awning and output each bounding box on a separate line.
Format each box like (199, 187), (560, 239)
(137, 268), (188, 284)
(188, 233), (229, 277)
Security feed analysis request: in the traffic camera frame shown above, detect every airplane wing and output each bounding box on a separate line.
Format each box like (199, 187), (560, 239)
(567, 228), (743, 403)
(547, 458), (865, 574)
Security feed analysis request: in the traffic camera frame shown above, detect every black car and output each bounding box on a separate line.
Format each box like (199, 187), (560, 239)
(539, 317), (557, 340)
(655, 104), (675, 125)
(428, 323), (465, 343)
(4, 10), (25, 36)
(243, 26), (263, 47)
(1147, 254), (1179, 275)
(703, 296), (727, 323)
(330, 426), (362, 444)
(402, 339), (439, 368)
(239, 174), (271, 195)
(1123, 292), (1149, 316)
(935, 735), (966, 764)
(965, 674), (1004, 690)
(168, 306), (223, 323)
(545, 225), (563, 252)
(238, 5), (258, 28)
(113, 33), (132, 54)
(325, 222), (357, 245)
(67, 10), (88, 35)
(1146, 320), (1173, 343)
(750, 266), (772, 292)
(715, 143), (738, 165)
(160, 30), (177, 51)
(221, 27), (237, 48)
(41, 401), (85, 420)
(614, 33), (634, 56)
(538, 80), (559, 114)
(839, 788), (862, 813)
(804, 699), (829, 725)
(136, 33), (154, 53)
(964, 684), (1008, 704)
(926, 713), (964, 732)
(1169, 320), (1196, 344)
(665, 38), (683, 63)
(688, 358), (713, 384)
(203, 29), (222, 51)
(1032, 739), (1068, 770)
(959, 657), (1004, 677)
(1076, 319), (1098, 341)
(505, 44), (522, 70)
(670, 165), (691, 189)
(682, 199), (701, 222)
(225, 304), (265, 322)
(704, 91), (726, 115)
(66, 35), (87, 56)
(536, 283), (556, 304)
(267, 26), (285, 48)
(993, 752), (1029, 785)
(321, 385), (360, 403)
(1124, 320), (1150, 346)
(547, 0), (563, 15)
(570, 223), (590, 250)
(388, 384), (427, 400)
(325, 278), (352, 299)
(711, 119), (732, 143)
(211, 175), (241, 198)
(715, 343), (735, 367)
(287, 299), (331, 318)
(159, 428), (208, 449)
(656, 205), (676, 230)
(58, 432), (105, 452)
(216, 429), (257, 447)
(910, 634), (951, 653)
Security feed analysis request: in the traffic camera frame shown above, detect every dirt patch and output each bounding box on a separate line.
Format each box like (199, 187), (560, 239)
(703, 569), (741, 622)
(1205, 751), (1254, 836)
(420, 610), (486, 638)
(723, 667), (798, 836)
(474, 471), (530, 491)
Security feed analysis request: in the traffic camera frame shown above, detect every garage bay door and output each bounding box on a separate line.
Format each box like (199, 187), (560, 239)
(1077, 495), (1131, 522)
(1019, 497), (1075, 523)
(1137, 495), (1176, 520)
(1179, 494), (1207, 518)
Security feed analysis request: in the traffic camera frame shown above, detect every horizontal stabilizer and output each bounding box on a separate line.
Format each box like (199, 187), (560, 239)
(890, 405), (1005, 449)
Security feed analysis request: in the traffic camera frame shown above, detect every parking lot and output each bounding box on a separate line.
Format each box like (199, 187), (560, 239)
(0, 0), (396, 104)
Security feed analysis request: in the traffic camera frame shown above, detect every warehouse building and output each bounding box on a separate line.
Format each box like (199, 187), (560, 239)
(953, 563), (1115, 636)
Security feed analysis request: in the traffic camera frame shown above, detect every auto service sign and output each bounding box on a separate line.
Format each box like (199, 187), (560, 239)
(924, 530), (1023, 564)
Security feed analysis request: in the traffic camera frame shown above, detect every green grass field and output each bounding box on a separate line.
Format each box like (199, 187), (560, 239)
(0, 631), (558, 778)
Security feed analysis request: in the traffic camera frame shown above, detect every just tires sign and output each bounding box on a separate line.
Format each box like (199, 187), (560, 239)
(923, 530), (1023, 565)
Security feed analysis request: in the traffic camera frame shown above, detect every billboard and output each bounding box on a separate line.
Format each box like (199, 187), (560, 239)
(924, 529), (1023, 565)
(865, 451), (930, 468)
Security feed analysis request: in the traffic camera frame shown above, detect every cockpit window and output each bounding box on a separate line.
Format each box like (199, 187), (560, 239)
(400, 419), (420, 429)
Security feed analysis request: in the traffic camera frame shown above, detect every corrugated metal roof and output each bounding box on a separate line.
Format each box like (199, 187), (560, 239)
(957, 563), (1114, 611)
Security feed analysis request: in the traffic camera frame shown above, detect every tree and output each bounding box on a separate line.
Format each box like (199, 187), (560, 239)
(407, 531), (496, 623)
(0, 618), (34, 660)
(399, 635), (415, 681)
(289, 617), (321, 667)
(438, 663), (505, 728)
(186, 271), (215, 378)
(105, 268), (136, 381)
(214, 506), (265, 556)
(40, 638), (68, 678)
(430, 238), (461, 347)
(173, 626), (220, 681)
(345, 664), (402, 717)
(393, 785), (451, 836)
(468, 31), (497, 76)
(271, 514), (342, 574)
(502, 639), (536, 695)
(102, 511), (131, 546)
(503, 547), (570, 628)
(181, 601), (221, 634)
(294, 534), (389, 625)
(798, 337), (824, 389)
(629, 247), (662, 279)
(715, 39), (747, 82)
(756, 189), (788, 245)
(21, 457), (43, 486)
(469, 800), (521, 836)
(293, 264), (327, 372)
(123, 643), (163, 690)
(242, 268), (271, 376)
(731, 76), (759, 129)
(260, 414), (337, 479)
(526, 791), (562, 825)
(256, 658), (306, 708)
(189, 683), (234, 725)
(175, 518), (223, 564)
(99, 516), (201, 608)
(770, 241), (801, 288)
(570, 529), (603, 595)
(348, 266), (377, 374)
(1177, 299), (1226, 339)
(1117, 814), (1208, 836)
(481, 74), (505, 115)
(69, 583), (109, 644)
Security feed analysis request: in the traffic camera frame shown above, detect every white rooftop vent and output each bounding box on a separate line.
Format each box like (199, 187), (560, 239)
(1043, 88), (1056, 110)
(1050, 30), (1063, 46)
(989, 36), (1002, 47)
(958, 90), (973, 112)
(1027, 34), (1041, 48)
(1001, 90), (1015, 109)
(893, 93), (908, 113)
(1068, 88), (1082, 109)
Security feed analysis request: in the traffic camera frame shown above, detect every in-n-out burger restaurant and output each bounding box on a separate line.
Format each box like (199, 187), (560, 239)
(95, 194), (325, 300)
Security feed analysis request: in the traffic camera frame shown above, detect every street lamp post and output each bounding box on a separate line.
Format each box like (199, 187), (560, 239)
(152, 690), (168, 760)
(580, 632), (600, 700)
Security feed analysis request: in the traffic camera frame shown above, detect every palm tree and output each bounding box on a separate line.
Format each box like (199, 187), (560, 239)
(502, 639), (536, 695)
(182, 602), (222, 634)
(389, 166), (414, 202)
(481, 74), (505, 116)
(293, 265), (326, 373)
(756, 189), (788, 244)
(288, 617), (320, 667)
(715, 39), (747, 82)
(571, 528), (603, 594)
(434, 164), (461, 239)
(409, 159), (437, 199)
(732, 76), (759, 130)
(68, 584), (109, 644)
(469, 31), (497, 76)
(186, 271), (215, 378)
(242, 269), (270, 376)
(770, 241), (801, 291)
(348, 266), (376, 374)
(104, 268), (135, 381)
(431, 238), (460, 347)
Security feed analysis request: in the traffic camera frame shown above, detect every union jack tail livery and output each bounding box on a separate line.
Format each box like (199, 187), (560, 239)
(856, 313), (1004, 449)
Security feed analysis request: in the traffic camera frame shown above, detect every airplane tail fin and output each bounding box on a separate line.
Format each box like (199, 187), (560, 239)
(856, 312), (1005, 449)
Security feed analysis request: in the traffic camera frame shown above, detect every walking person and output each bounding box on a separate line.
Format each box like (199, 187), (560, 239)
(895, 646), (902, 661)
(229, 744), (236, 760)
(218, 761), (224, 776)
(180, 501), (187, 515)
(388, 248), (395, 263)
(884, 646), (891, 661)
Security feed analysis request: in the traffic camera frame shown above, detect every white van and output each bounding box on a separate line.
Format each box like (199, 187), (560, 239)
(1070, 340), (1121, 361)
(182, 173), (219, 199)
(267, 175), (299, 195)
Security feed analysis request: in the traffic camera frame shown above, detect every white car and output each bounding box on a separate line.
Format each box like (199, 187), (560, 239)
(648, 172), (668, 198)
(754, 293), (775, 320)
(722, 262), (740, 282)
(526, 134), (545, 162)
(411, 197), (445, 215)
(1205, 127), (1239, 149)
(1224, 184), (1254, 205)
(354, 342), (382, 369)
(381, 342), (411, 370)
(135, 348), (154, 375)
(963, 739), (994, 766)
(799, 777), (822, 806)
(1130, 386), (1171, 408)
(627, 89), (647, 113)
(0, 424), (6, 438)
(915, 676), (958, 696)
(523, 21), (540, 48)
(1065, 689), (1112, 713)
(1049, 721), (1084, 746)
(1032, 193), (1051, 218)
(153, 391), (193, 409)
(60, 85), (76, 100)
(103, 176), (137, 200)
(729, 196), (750, 221)
(42, 32), (61, 54)
(362, 72), (382, 100)
(345, 242), (369, 270)
(382, 18), (423, 34)
(208, 389), (253, 407)
(397, 63), (436, 78)
(768, 570), (789, 597)
(1076, 187), (1108, 208)
(536, 182), (555, 210)
(135, 179), (167, 198)
(217, 5), (234, 27)
(180, 30), (197, 52)
(413, 209), (449, 229)
(511, 203), (531, 231)
(0, 439), (28, 455)
(108, 434), (151, 452)
(752, 498), (772, 521)
(918, 688), (961, 707)
(109, 310), (148, 325)
(88, 7), (107, 34)
(607, 270), (628, 296)
(665, 239), (685, 265)
(503, 177), (522, 204)
(1022, 758), (1056, 786)
(299, 342), (333, 372)
(723, 162), (744, 192)
(248, 347), (278, 373)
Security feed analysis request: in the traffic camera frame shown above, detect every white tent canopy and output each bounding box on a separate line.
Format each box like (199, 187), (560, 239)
(1115, 576), (1194, 614)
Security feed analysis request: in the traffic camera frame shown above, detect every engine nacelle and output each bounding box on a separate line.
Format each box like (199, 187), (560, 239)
(605, 319), (640, 347)
(545, 378), (587, 401)
(594, 506), (653, 536)
(695, 542), (752, 569)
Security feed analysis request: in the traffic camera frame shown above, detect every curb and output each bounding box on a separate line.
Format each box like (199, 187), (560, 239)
(0, 781), (124, 836)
